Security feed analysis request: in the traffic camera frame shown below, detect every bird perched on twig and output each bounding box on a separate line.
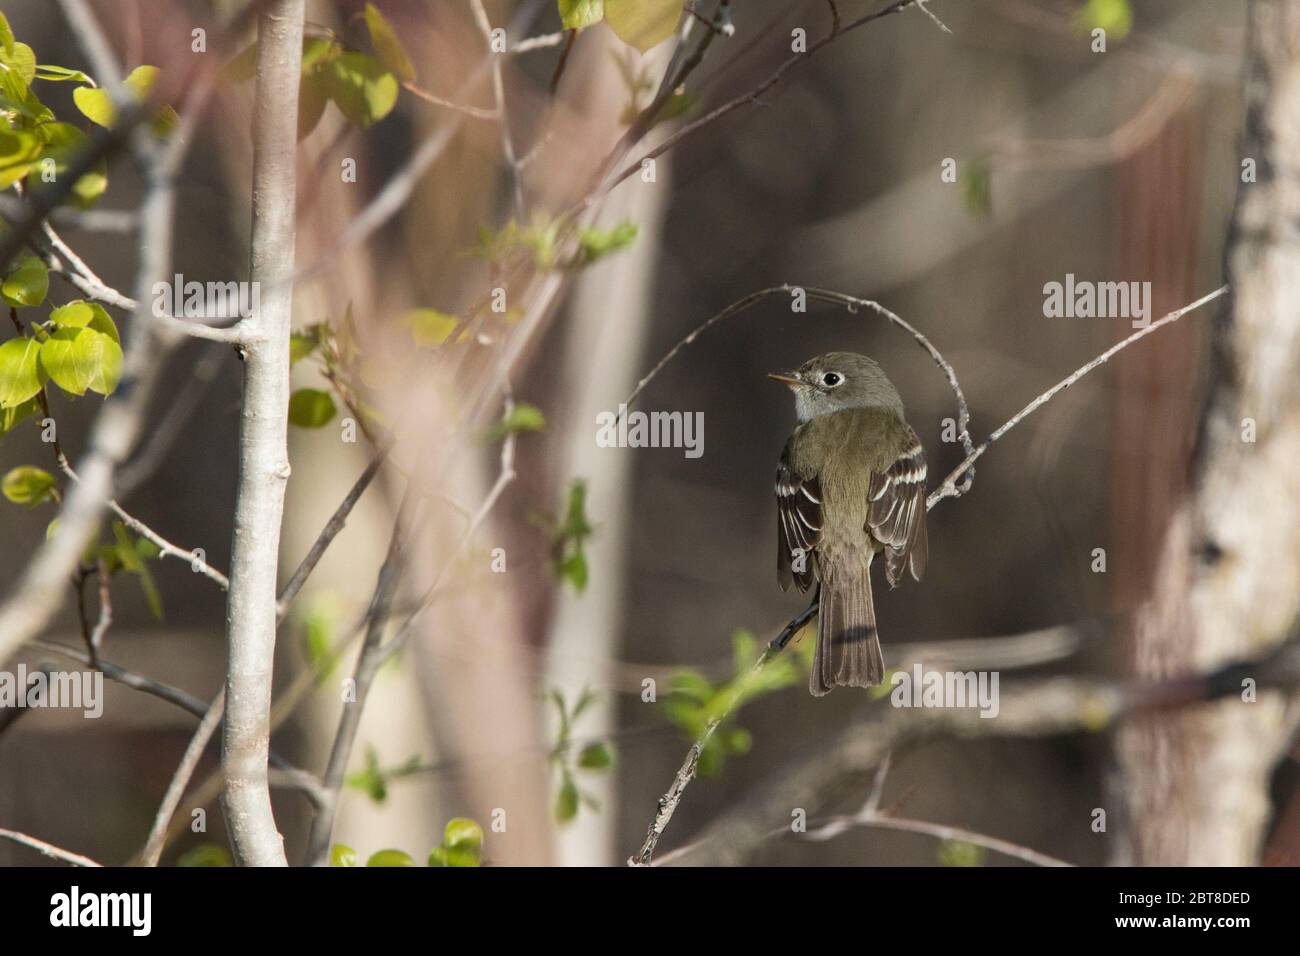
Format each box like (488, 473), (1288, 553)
(770, 352), (929, 695)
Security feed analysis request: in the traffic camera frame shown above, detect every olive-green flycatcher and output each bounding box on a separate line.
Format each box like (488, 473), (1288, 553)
(770, 352), (929, 695)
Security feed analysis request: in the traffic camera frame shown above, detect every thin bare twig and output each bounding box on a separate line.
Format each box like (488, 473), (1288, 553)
(805, 814), (1072, 867)
(400, 80), (498, 119)
(0, 828), (101, 867)
(597, 1), (923, 202)
(303, 394), (520, 864)
(621, 284), (977, 467)
(136, 689), (224, 867)
(276, 443), (392, 621)
(470, 0), (525, 217)
(927, 284), (1229, 507)
(668, 629), (1300, 867)
(58, 458), (230, 589)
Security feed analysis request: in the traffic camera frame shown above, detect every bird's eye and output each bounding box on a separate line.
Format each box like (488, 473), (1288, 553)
(821, 372), (843, 387)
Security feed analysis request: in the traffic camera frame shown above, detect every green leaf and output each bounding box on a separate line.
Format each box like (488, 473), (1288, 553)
(403, 307), (459, 347)
(0, 13), (14, 58)
(605, 0), (680, 52)
(428, 846), (480, 867)
(2, 255), (48, 307)
(547, 478), (594, 593)
(25, 123), (108, 209)
(366, 848), (418, 867)
(0, 336), (44, 407)
(0, 129), (43, 175)
(39, 327), (121, 396)
(365, 3), (415, 82)
(301, 593), (341, 679)
(289, 323), (329, 365)
(558, 0), (604, 31)
(176, 843), (233, 867)
(113, 521), (163, 619)
(288, 388), (337, 428)
(0, 395), (38, 435)
(2, 465), (56, 505)
(345, 746), (389, 803)
(959, 154), (992, 220)
(33, 64), (93, 84)
(0, 41), (36, 99)
(226, 37), (339, 83)
(298, 71), (329, 140)
(442, 817), (484, 852)
(938, 839), (986, 868)
(560, 549), (588, 592)
(69, 164), (109, 207)
(71, 83), (113, 128)
(720, 726), (752, 755)
(577, 741), (614, 771)
(73, 65), (178, 135)
(330, 843), (358, 867)
(50, 300), (119, 342)
(1075, 0), (1132, 39)
(577, 220), (638, 264)
(554, 770), (580, 822)
(488, 402), (546, 440)
(321, 52), (398, 128)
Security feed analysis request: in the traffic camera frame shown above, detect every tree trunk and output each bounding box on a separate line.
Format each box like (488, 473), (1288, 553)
(1118, 0), (1300, 866)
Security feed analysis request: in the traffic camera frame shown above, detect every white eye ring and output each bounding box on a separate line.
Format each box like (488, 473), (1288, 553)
(821, 372), (843, 387)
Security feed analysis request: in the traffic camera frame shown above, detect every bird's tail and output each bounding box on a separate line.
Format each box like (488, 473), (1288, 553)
(812, 558), (884, 695)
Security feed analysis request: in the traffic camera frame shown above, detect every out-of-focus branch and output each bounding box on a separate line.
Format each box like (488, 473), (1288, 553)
(117, 349), (228, 497)
(596, 0), (928, 202)
(470, 0), (524, 216)
(0, 65), (217, 672)
(0, 195), (136, 232)
(302, 396), (519, 864)
(662, 635), (1300, 866)
(302, 483), (417, 866)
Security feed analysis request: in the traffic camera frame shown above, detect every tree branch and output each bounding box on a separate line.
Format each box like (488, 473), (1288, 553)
(0, 827), (101, 867)
(220, 0), (305, 868)
(663, 633), (1300, 866)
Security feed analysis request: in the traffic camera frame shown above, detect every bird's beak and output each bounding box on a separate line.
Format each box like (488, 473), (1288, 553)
(767, 371), (801, 389)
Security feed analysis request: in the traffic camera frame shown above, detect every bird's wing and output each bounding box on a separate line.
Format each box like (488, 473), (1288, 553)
(776, 441), (822, 593)
(867, 428), (929, 587)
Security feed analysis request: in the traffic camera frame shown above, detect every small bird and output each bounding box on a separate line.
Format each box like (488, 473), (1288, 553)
(770, 352), (928, 695)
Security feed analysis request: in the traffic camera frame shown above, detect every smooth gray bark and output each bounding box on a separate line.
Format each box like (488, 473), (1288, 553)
(220, 0), (304, 868)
